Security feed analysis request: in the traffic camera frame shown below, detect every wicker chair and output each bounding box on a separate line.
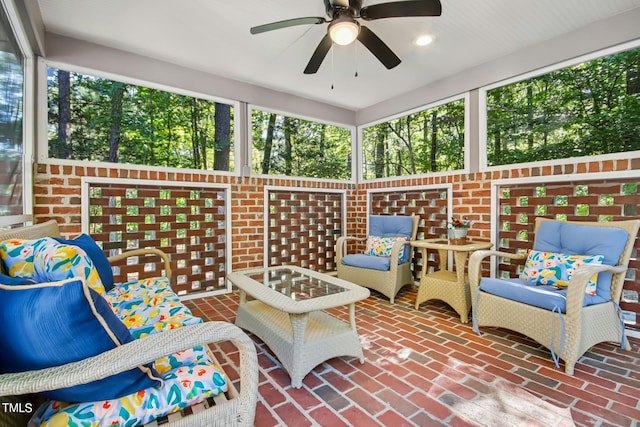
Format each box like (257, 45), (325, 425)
(468, 217), (640, 375)
(0, 220), (259, 427)
(336, 215), (420, 303)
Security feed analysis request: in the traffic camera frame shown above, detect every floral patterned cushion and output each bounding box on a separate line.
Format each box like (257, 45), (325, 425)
(364, 235), (409, 261)
(29, 276), (229, 427)
(106, 277), (203, 339)
(31, 345), (227, 427)
(520, 250), (604, 295)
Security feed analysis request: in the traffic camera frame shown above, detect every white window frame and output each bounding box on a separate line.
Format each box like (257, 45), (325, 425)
(0, 0), (35, 227)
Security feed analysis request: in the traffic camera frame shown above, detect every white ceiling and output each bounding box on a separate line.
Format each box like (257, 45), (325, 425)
(35, 0), (640, 111)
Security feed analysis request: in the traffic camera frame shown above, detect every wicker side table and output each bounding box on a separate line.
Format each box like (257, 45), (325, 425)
(411, 239), (492, 323)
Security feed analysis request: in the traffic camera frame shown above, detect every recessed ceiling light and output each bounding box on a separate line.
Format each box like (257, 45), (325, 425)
(415, 35), (435, 46)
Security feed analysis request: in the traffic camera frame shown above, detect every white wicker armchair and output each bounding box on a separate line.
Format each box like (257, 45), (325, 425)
(469, 217), (640, 375)
(336, 215), (420, 303)
(0, 220), (259, 427)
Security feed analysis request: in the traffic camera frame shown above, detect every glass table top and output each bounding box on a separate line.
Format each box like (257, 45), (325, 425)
(246, 268), (348, 301)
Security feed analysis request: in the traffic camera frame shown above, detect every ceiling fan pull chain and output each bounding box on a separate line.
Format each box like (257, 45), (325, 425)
(355, 41), (359, 77)
(331, 43), (335, 89)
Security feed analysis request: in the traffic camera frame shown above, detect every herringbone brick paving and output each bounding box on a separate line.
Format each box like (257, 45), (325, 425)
(185, 286), (640, 427)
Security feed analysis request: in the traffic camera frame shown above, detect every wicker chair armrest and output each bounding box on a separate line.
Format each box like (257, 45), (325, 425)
(336, 236), (366, 262)
(468, 250), (527, 293)
(0, 321), (258, 423)
(388, 240), (411, 273)
(564, 264), (628, 318)
(108, 248), (172, 280)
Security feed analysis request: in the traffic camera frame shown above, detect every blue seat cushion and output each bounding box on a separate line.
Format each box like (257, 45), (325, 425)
(341, 254), (392, 271)
(479, 277), (609, 313)
(368, 215), (414, 263)
(532, 221), (629, 300)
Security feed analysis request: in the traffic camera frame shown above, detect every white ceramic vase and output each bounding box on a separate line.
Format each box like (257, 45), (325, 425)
(448, 227), (468, 241)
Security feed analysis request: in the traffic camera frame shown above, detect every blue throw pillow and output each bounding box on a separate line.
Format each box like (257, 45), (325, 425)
(0, 278), (161, 401)
(0, 274), (36, 285)
(55, 234), (115, 292)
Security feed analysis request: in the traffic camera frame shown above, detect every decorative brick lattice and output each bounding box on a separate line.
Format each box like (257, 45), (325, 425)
(88, 182), (229, 296)
(370, 188), (449, 279)
(267, 190), (343, 272)
(497, 179), (640, 326)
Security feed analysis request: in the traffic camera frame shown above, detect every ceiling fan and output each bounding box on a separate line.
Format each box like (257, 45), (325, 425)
(250, 0), (442, 74)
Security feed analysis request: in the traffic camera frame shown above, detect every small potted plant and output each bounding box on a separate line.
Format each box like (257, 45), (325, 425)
(448, 216), (472, 243)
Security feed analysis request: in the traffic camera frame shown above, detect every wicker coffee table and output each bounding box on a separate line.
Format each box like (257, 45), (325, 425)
(228, 266), (370, 388)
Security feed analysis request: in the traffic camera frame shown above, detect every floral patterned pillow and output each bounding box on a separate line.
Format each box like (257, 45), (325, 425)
(520, 250), (604, 295)
(365, 235), (409, 262)
(0, 237), (105, 295)
(0, 238), (47, 278)
(34, 239), (106, 295)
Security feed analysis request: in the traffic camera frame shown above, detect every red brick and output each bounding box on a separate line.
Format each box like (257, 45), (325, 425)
(309, 406), (349, 427)
(376, 409), (415, 427)
(346, 387), (386, 415)
(253, 401), (280, 427)
(339, 406), (382, 426)
(273, 402), (312, 427)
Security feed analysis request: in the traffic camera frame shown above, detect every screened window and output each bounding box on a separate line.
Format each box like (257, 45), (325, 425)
(251, 109), (352, 179)
(0, 5), (24, 217)
(486, 46), (640, 167)
(361, 97), (465, 180)
(47, 68), (235, 171)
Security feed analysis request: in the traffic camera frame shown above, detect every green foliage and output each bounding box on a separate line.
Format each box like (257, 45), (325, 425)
(487, 46), (640, 166)
(47, 68), (234, 171)
(251, 110), (352, 179)
(361, 98), (465, 179)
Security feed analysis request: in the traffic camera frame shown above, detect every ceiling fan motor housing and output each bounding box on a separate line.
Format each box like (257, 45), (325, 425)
(326, 0), (363, 18)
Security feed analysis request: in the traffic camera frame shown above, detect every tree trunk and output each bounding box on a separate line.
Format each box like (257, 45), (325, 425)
(191, 98), (200, 168)
(108, 82), (126, 163)
(57, 70), (71, 159)
(213, 102), (231, 171)
(261, 113), (276, 174)
(430, 110), (438, 172)
(490, 89), (503, 162)
(284, 117), (293, 175)
(405, 115), (417, 174)
(627, 63), (640, 95)
(375, 127), (385, 178)
(527, 84), (535, 150)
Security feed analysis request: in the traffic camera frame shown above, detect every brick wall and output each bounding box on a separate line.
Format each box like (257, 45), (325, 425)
(33, 162), (351, 277)
(32, 158), (640, 327)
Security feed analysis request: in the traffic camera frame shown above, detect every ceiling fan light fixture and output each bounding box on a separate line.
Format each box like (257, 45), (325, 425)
(415, 34), (435, 46)
(328, 17), (360, 46)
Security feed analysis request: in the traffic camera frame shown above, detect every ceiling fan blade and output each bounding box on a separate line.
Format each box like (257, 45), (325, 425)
(360, 0), (442, 20)
(304, 34), (333, 74)
(357, 26), (401, 70)
(250, 17), (326, 35)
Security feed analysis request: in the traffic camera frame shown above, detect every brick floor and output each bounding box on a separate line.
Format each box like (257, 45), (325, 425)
(185, 287), (640, 427)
